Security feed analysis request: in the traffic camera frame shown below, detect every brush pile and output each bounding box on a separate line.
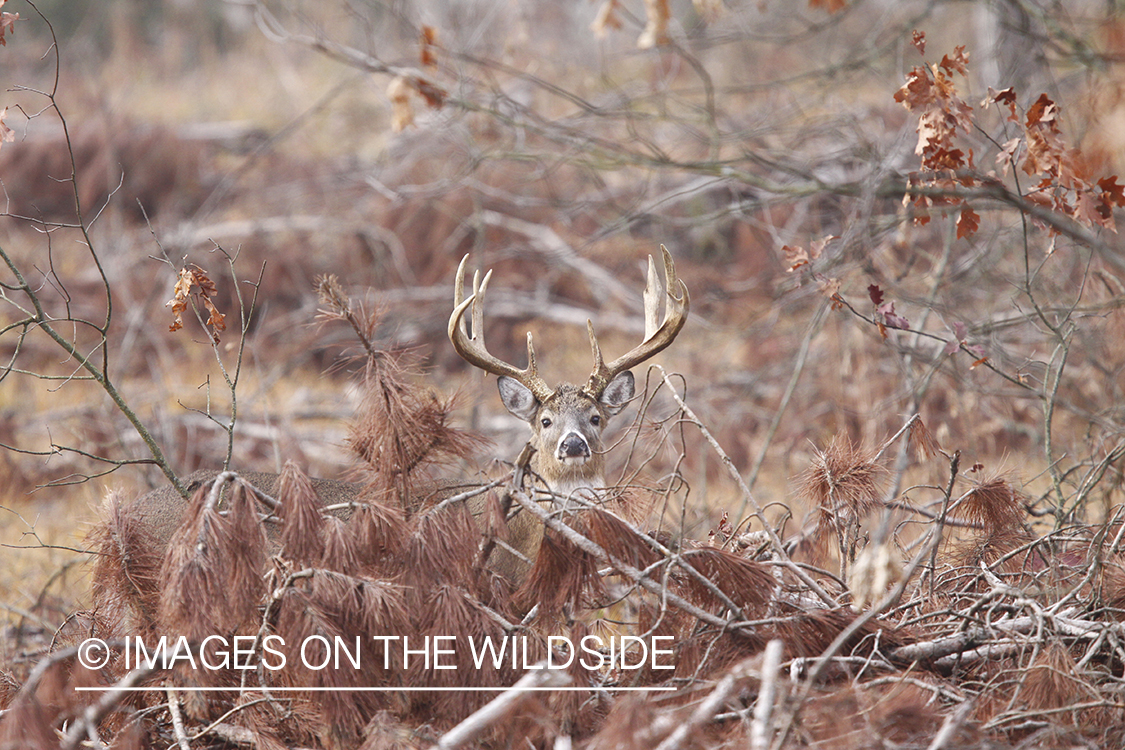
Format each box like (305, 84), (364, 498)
(3, 324), (1124, 750)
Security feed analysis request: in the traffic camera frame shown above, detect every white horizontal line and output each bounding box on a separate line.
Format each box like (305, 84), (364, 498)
(74, 686), (675, 693)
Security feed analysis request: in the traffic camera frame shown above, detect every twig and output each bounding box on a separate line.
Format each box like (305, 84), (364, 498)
(428, 663), (571, 749)
(656, 367), (837, 607)
(925, 699), (974, 750)
(507, 487), (750, 636)
(770, 451), (961, 750)
(744, 303), (827, 495)
(61, 658), (164, 750)
(655, 654), (759, 750)
(166, 685), (192, 750)
(750, 639), (784, 750)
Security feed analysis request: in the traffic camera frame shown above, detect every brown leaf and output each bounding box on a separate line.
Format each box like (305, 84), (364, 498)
(956, 205), (980, 239)
(1074, 189), (1107, 230)
(817, 275), (840, 301)
(938, 45), (969, 77)
(1025, 93), (1059, 129)
(191, 266), (226, 342)
(420, 26), (439, 67)
(783, 244), (809, 272)
(0, 8), (18, 46)
(995, 137), (1021, 176)
(911, 29), (925, 55)
(983, 87), (1018, 121)
(415, 77), (446, 109)
(808, 234), (836, 259)
(165, 265), (226, 341)
(1099, 175), (1125, 207)
(894, 67), (935, 111)
(165, 268), (194, 333)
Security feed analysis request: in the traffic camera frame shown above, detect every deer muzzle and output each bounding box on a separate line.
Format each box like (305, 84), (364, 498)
(558, 432), (591, 461)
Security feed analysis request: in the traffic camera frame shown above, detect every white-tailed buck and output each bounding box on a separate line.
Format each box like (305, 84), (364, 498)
(104, 247), (688, 594)
(449, 246), (688, 500)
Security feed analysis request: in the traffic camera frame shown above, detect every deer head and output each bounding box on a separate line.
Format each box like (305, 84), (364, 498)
(448, 246), (689, 498)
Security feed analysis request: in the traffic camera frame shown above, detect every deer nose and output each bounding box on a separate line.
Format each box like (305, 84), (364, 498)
(559, 433), (590, 459)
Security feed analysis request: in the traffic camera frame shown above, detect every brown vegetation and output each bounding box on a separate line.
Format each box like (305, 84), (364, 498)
(2, 1), (1125, 748)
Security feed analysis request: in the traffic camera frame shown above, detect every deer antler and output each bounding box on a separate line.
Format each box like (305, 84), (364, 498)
(584, 244), (690, 399)
(448, 255), (554, 402)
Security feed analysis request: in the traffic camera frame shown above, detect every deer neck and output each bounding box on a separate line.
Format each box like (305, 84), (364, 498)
(530, 449), (605, 504)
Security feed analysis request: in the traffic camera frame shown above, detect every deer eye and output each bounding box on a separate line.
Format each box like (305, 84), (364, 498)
(590, 415), (601, 426)
(540, 417), (552, 428)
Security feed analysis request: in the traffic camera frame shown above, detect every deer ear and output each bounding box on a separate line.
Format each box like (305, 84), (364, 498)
(497, 376), (540, 422)
(599, 371), (635, 416)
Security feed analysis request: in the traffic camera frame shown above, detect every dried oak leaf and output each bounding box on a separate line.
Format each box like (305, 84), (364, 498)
(938, 46), (969, 77)
(783, 244), (809, 272)
(0, 4), (18, 47)
(165, 265), (226, 342)
(167, 268), (194, 333)
(956, 205), (980, 239)
(1098, 175), (1125, 208)
(877, 301), (910, 331)
(983, 87), (1018, 121)
(414, 78), (446, 109)
(809, 234), (835, 259)
(816, 274), (841, 303)
(911, 29), (925, 55)
(995, 137), (1021, 175)
(894, 67), (936, 111)
(1026, 93), (1059, 129)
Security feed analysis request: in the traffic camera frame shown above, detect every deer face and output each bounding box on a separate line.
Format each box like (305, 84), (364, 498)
(449, 246), (688, 496)
(497, 373), (635, 489)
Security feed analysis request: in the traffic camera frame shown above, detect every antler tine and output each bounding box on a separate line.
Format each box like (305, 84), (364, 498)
(585, 245), (690, 398)
(643, 252), (661, 342)
(448, 255), (553, 401)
